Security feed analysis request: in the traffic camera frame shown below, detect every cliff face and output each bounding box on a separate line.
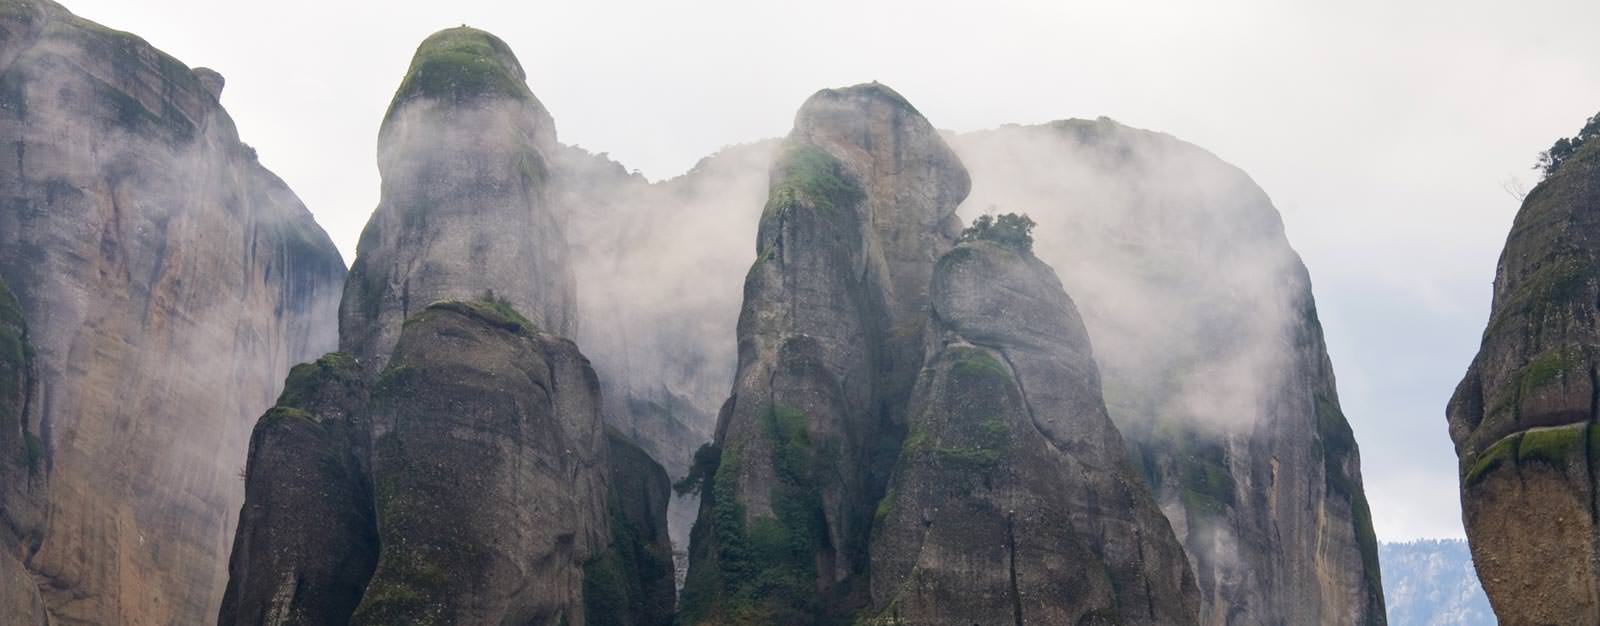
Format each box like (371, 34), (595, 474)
(951, 120), (1383, 626)
(867, 239), (1199, 625)
(339, 27), (574, 372)
(0, 1), (346, 624)
(679, 83), (967, 625)
(0, 277), (45, 626)
(352, 301), (608, 626)
(1446, 133), (1600, 625)
(216, 353), (376, 626)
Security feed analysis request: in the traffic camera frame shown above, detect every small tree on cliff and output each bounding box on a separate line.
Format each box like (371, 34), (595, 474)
(1537, 110), (1600, 178)
(961, 211), (1037, 252)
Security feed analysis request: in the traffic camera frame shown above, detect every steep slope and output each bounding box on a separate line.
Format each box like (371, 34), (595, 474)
(952, 119), (1383, 626)
(866, 237), (1199, 625)
(0, 1), (346, 624)
(678, 83), (967, 625)
(339, 27), (574, 372)
(1446, 127), (1600, 625)
(1378, 540), (1493, 626)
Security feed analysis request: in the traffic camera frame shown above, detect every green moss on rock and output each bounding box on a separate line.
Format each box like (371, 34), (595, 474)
(427, 297), (538, 336)
(763, 144), (863, 221)
(386, 27), (531, 118)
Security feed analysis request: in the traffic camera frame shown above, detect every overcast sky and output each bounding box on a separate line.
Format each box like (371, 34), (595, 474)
(65, 0), (1600, 541)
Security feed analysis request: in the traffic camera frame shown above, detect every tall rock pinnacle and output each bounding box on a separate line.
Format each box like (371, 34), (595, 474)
(1447, 117), (1600, 626)
(340, 27), (574, 371)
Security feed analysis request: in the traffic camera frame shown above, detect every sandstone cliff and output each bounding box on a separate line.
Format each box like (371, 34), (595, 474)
(951, 119), (1384, 626)
(677, 82), (970, 625)
(340, 27), (574, 372)
(0, 1), (346, 624)
(0, 277), (45, 626)
(1447, 120), (1600, 625)
(867, 237), (1199, 625)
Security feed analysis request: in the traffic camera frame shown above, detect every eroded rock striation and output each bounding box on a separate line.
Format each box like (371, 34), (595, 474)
(0, 277), (46, 626)
(1446, 123), (1600, 625)
(867, 238), (1199, 625)
(952, 119), (1384, 626)
(340, 27), (574, 372)
(0, 1), (346, 623)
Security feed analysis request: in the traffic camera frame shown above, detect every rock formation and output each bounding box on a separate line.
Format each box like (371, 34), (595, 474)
(0, 1), (347, 624)
(1446, 118), (1600, 625)
(951, 119), (1384, 626)
(216, 353), (376, 626)
(219, 302), (673, 626)
(678, 83), (968, 624)
(339, 27), (574, 372)
(867, 237), (1199, 625)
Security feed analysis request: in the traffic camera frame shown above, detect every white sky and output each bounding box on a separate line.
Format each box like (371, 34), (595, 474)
(62, 0), (1600, 540)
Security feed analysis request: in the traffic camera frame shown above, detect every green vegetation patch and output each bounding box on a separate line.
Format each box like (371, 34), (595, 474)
(1516, 422), (1591, 469)
(763, 144), (863, 221)
(946, 347), (1011, 382)
(1483, 345), (1584, 421)
(276, 352), (360, 408)
(387, 27), (530, 117)
(959, 213), (1036, 252)
(1497, 257), (1590, 326)
(1463, 432), (1522, 487)
(428, 295), (538, 336)
(584, 485), (671, 626)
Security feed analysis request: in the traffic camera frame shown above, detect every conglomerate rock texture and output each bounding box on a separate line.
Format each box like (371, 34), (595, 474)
(678, 83), (969, 625)
(0, 1), (346, 624)
(866, 239), (1199, 626)
(339, 27), (574, 372)
(952, 119), (1384, 626)
(1447, 132), (1600, 625)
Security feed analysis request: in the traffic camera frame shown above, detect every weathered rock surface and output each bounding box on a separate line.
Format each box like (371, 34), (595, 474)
(220, 301), (676, 626)
(216, 353), (376, 626)
(1446, 129), (1600, 625)
(0, 1), (346, 624)
(867, 239), (1199, 625)
(678, 83), (968, 625)
(351, 301), (607, 626)
(952, 119), (1384, 626)
(0, 277), (46, 626)
(340, 27), (574, 372)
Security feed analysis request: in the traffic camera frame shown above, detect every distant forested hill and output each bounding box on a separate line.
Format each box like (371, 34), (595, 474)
(1380, 539), (1495, 626)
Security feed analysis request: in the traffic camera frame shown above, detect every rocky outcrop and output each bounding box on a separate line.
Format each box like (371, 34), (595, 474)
(1446, 125), (1600, 625)
(339, 27), (574, 372)
(867, 238), (1199, 625)
(0, 1), (346, 624)
(219, 302), (675, 626)
(952, 119), (1384, 626)
(678, 83), (969, 625)
(352, 301), (607, 625)
(216, 353), (376, 626)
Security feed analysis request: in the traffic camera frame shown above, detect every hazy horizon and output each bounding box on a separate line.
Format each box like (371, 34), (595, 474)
(60, 0), (1600, 541)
